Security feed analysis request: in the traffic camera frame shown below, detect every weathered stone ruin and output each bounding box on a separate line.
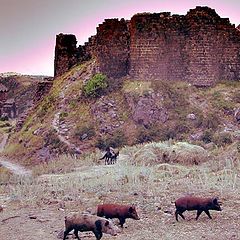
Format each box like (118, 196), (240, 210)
(0, 83), (16, 119)
(54, 6), (240, 86)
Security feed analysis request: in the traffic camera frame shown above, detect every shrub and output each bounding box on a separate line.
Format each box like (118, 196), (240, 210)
(74, 125), (95, 140)
(44, 130), (68, 153)
(212, 91), (235, 112)
(136, 127), (156, 144)
(0, 121), (11, 128)
(232, 91), (240, 103)
(135, 123), (179, 144)
(213, 132), (233, 146)
(59, 112), (68, 121)
(83, 73), (108, 98)
(201, 130), (214, 143)
(202, 112), (220, 130)
(95, 130), (127, 150)
(0, 116), (8, 121)
(158, 128), (176, 141)
(37, 95), (56, 118)
(237, 142), (240, 153)
(174, 122), (190, 135)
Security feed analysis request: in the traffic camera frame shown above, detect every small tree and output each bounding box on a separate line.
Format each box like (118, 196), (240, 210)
(83, 73), (108, 98)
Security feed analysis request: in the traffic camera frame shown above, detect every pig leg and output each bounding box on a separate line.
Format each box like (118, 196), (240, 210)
(119, 217), (126, 227)
(204, 210), (212, 219)
(175, 209), (185, 221)
(94, 220), (103, 240)
(63, 227), (73, 240)
(196, 210), (203, 220)
(175, 210), (179, 221)
(93, 230), (103, 240)
(73, 229), (80, 240)
(93, 231), (103, 240)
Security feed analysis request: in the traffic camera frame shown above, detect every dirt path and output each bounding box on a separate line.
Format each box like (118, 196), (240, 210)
(0, 159), (32, 176)
(0, 133), (32, 176)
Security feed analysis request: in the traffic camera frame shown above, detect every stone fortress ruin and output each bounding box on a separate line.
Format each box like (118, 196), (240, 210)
(54, 6), (240, 86)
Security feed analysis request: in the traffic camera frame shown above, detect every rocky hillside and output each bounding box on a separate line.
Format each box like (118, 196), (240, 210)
(2, 60), (240, 165)
(0, 74), (52, 116)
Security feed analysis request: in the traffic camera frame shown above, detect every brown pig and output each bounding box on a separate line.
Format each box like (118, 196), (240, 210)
(63, 213), (119, 240)
(175, 196), (222, 221)
(97, 204), (140, 227)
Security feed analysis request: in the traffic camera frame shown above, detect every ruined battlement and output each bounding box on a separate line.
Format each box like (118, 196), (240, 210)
(54, 6), (240, 86)
(54, 34), (78, 77)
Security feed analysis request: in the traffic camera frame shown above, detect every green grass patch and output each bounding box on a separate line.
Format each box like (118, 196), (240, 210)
(123, 80), (153, 96)
(82, 73), (108, 98)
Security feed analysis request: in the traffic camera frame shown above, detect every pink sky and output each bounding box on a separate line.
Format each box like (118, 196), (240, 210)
(0, 0), (239, 76)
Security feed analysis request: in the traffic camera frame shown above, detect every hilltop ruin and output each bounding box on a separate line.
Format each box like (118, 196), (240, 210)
(54, 6), (240, 86)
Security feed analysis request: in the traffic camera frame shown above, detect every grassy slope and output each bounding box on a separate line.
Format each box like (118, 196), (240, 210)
(2, 60), (240, 165)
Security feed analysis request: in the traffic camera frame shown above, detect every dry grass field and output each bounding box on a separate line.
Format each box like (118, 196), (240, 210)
(0, 141), (239, 239)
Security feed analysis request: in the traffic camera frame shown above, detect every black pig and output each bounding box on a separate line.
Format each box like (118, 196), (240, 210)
(175, 196), (222, 221)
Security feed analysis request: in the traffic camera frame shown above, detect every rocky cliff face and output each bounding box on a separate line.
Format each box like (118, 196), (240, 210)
(54, 6), (240, 86)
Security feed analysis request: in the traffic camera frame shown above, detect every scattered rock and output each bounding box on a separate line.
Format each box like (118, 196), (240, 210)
(204, 142), (215, 150)
(187, 113), (196, 120)
(234, 108), (240, 122)
(190, 131), (204, 141)
(163, 210), (172, 215)
(81, 133), (88, 140)
(126, 95), (168, 126)
(0, 206), (3, 212)
(63, 196), (73, 201)
(33, 128), (42, 135)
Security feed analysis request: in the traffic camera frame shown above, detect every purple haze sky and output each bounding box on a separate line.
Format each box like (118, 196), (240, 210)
(0, 0), (239, 76)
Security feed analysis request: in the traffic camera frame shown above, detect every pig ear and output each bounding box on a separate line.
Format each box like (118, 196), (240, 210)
(212, 198), (218, 204)
(129, 207), (134, 213)
(105, 220), (109, 226)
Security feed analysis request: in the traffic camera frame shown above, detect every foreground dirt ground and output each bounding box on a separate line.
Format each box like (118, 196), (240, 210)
(1, 147), (240, 240)
(1, 183), (240, 240)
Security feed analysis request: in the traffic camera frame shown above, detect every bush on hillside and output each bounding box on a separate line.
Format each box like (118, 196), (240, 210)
(37, 95), (56, 118)
(135, 123), (181, 144)
(44, 130), (68, 153)
(232, 91), (240, 103)
(212, 91), (235, 112)
(74, 125), (95, 140)
(59, 112), (68, 121)
(136, 126), (158, 144)
(213, 132), (233, 146)
(202, 112), (220, 130)
(0, 116), (9, 121)
(95, 130), (127, 150)
(83, 73), (108, 98)
(201, 129), (214, 143)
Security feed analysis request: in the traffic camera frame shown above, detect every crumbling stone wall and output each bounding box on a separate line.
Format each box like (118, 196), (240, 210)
(54, 34), (78, 77)
(184, 7), (240, 86)
(54, 6), (240, 86)
(95, 18), (130, 78)
(129, 12), (187, 81)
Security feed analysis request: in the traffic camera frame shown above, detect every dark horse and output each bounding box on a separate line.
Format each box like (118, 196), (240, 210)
(109, 151), (119, 164)
(100, 147), (119, 165)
